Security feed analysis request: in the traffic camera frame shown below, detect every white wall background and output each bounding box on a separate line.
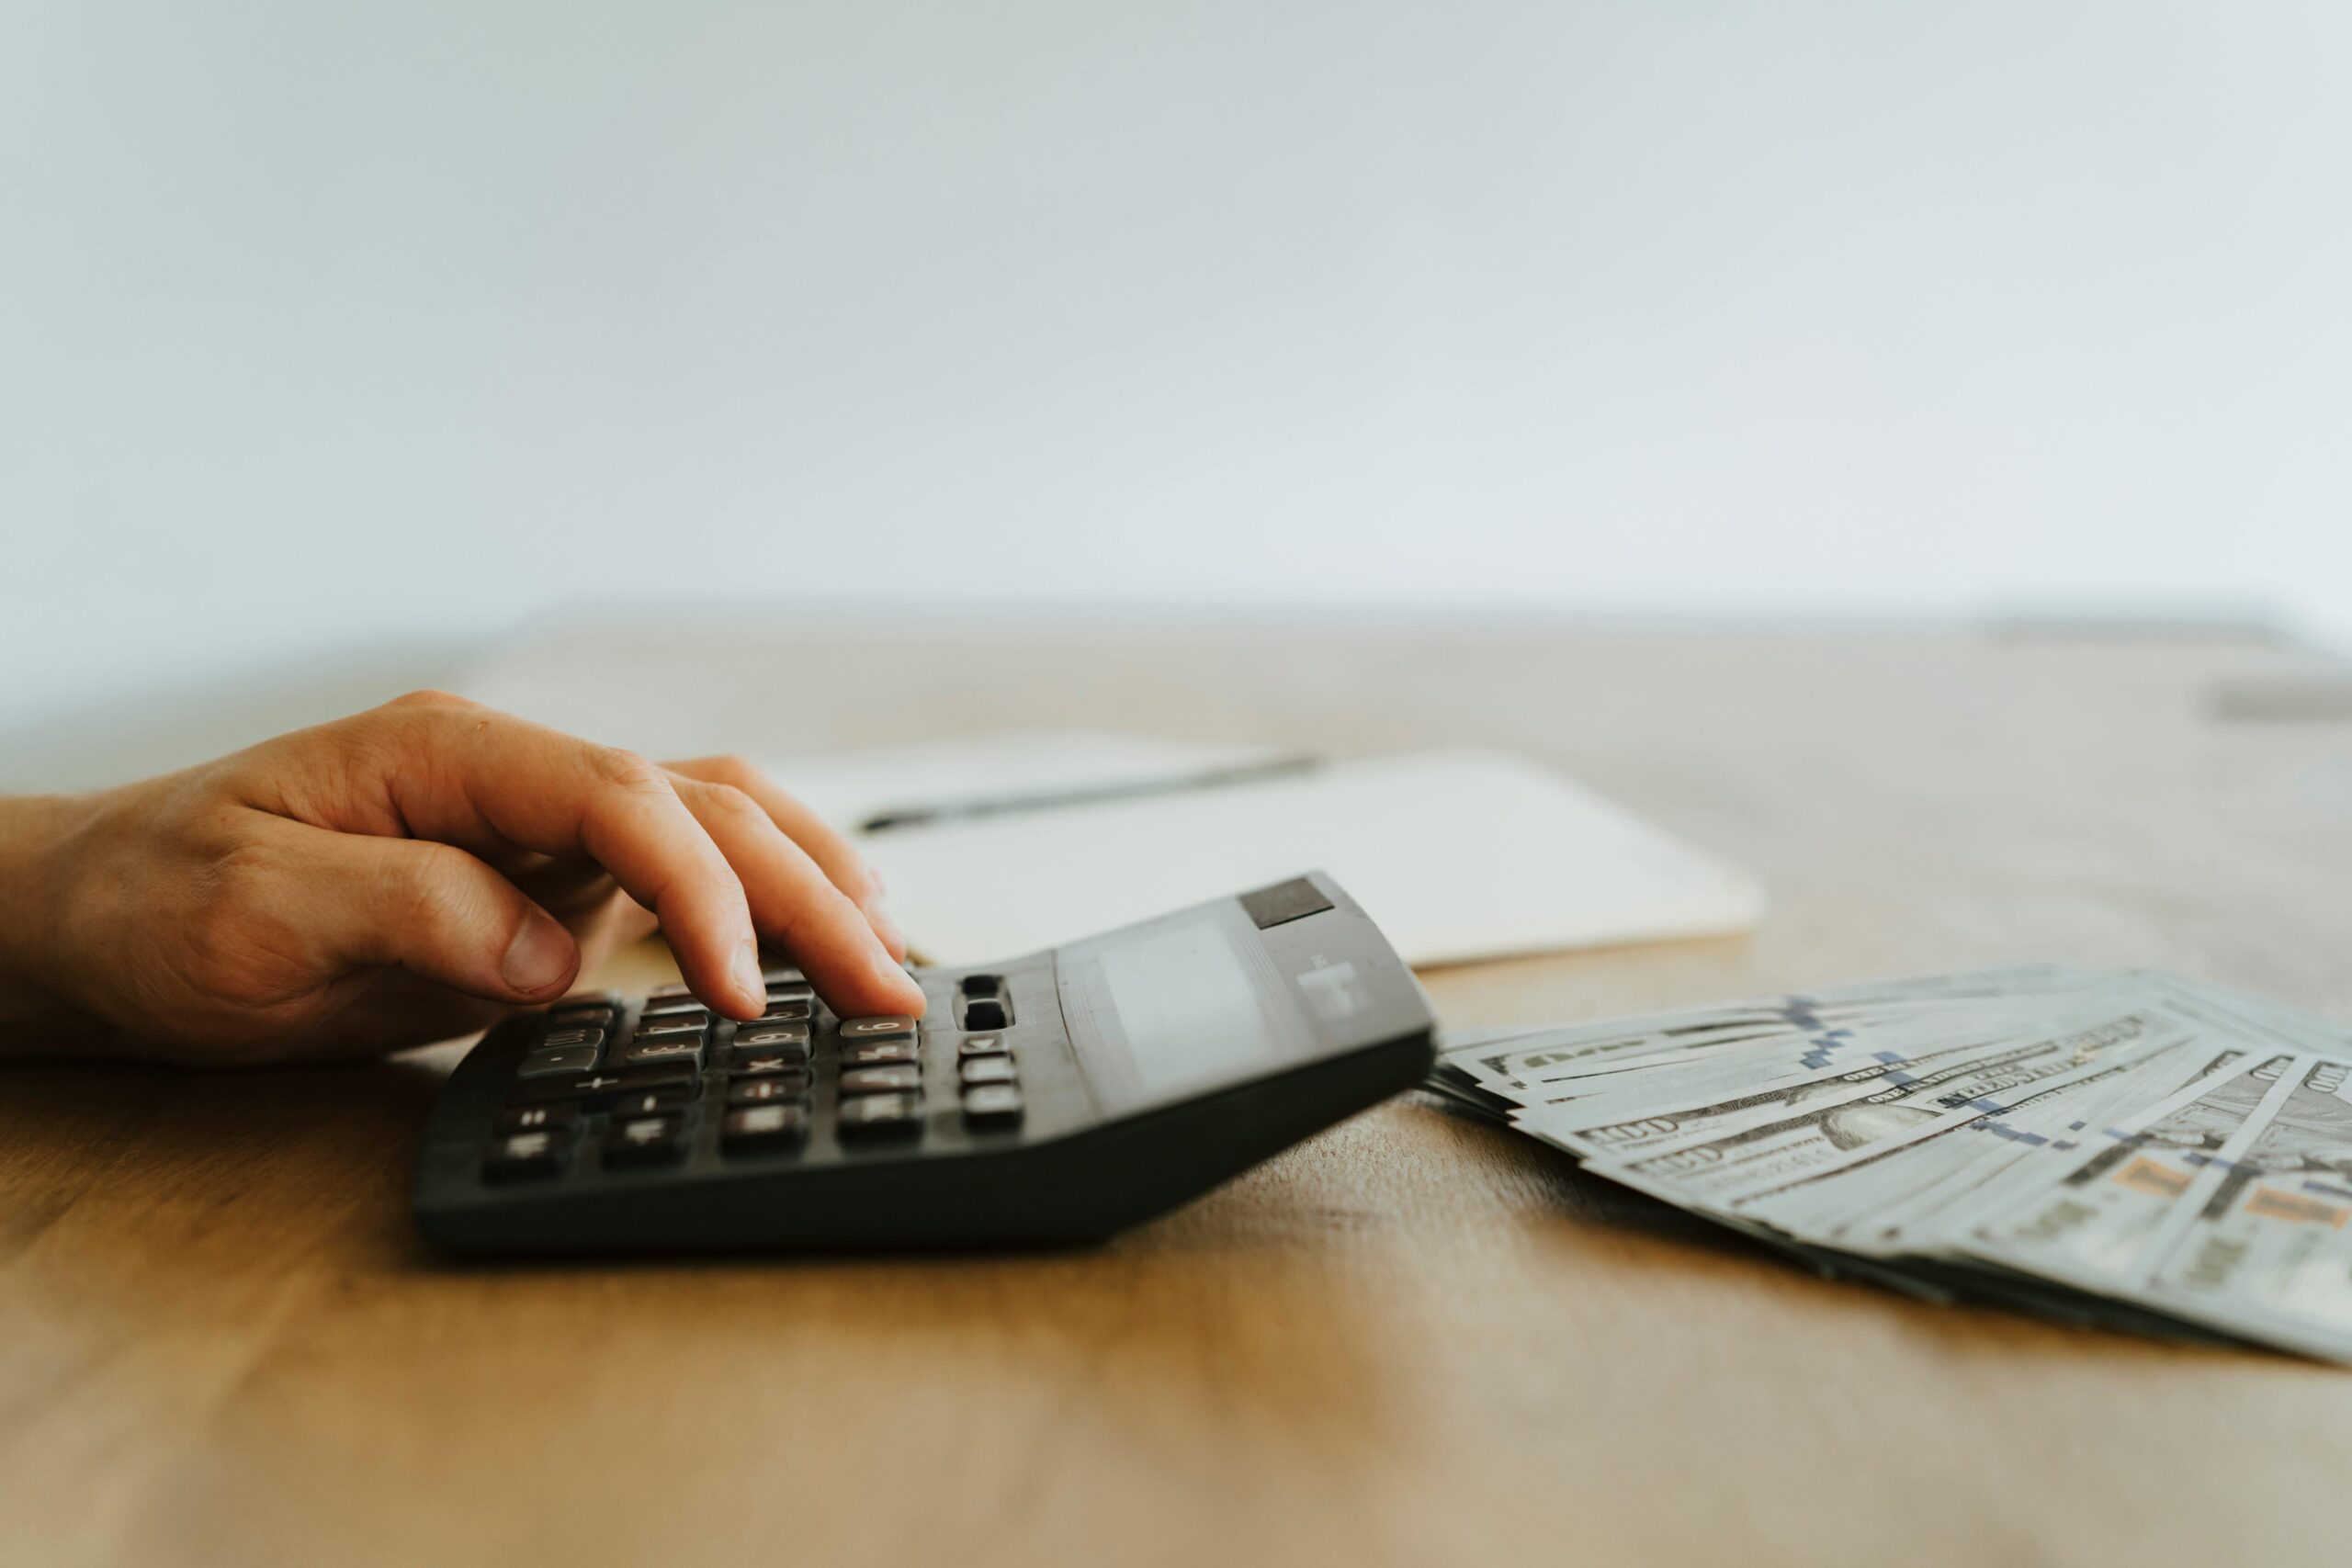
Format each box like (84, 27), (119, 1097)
(5, 1), (2349, 742)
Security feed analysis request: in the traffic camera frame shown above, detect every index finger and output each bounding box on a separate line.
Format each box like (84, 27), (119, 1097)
(360, 698), (769, 1019)
(664, 755), (906, 959)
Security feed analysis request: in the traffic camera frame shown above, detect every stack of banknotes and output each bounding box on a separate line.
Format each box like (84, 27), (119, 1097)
(1430, 964), (2352, 1361)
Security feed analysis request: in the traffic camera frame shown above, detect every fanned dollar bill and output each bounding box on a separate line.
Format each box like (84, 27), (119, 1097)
(1430, 966), (2352, 1363)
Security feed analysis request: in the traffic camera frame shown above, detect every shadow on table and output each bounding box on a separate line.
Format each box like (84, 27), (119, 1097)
(1413, 1092), (1768, 1253)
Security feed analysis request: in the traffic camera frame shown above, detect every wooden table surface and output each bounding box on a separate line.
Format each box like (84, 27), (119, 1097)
(6, 619), (2351, 1567)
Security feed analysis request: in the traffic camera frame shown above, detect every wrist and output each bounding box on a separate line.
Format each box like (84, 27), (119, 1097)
(0, 794), (87, 1027)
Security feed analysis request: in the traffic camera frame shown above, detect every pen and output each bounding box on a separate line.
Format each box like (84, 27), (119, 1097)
(857, 752), (1324, 834)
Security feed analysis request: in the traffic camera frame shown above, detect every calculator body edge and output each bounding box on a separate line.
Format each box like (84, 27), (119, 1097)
(412, 873), (1434, 1253)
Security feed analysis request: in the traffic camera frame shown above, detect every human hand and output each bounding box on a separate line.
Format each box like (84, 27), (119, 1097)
(0, 691), (923, 1065)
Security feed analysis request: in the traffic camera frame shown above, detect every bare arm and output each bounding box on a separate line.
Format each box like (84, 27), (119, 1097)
(0, 691), (922, 1065)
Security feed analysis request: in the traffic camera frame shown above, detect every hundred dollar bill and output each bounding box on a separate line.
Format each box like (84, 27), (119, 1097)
(1958, 1052), (2300, 1299)
(1486, 1014), (1999, 1127)
(1586, 1015), (2188, 1213)
(1726, 985), (2334, 1255)
(2142, 1055), (2352, 1358)
(1419, 963), (2352, 1361)
(2153, 976), (2352, 1055)
(1524, 1006), (2177, 1165)
(1421, 1027), (1541, 1121)
(1495, 995), (2114, 1119)
(1832, 1041), (2243, 1254)
(1447, 963), (2109, 1091)
(1747, 1037), (2233, 1255)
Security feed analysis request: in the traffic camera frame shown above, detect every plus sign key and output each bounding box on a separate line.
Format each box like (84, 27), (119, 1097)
(510, 1071), (632, 1105)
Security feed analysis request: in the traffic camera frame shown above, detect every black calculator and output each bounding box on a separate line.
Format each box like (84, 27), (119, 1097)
(413, 873), (1434, 1253)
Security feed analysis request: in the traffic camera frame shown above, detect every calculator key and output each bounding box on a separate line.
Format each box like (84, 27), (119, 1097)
(961, 997), (1011, 1031)
(498, 1103), (580, 1133)
(632, 1032), (707, 1055)
(618, 1036), (705, 1070)
(633, 1016), (708, 1040)
(765, 982), (814, 1003)
(511, 1070), (688, 1107)
(961, 1084), (1025, 1128)
(958, 973), (1003, 997)
(841, 1039), (921, 1068)
(483, 1129), (570, 1180)
(957, 1033), (1009, 1058)
(616, 1067), (698, 1089)
(511, 1071), (627, 1104)
(733, 1047), (809, 1075)
(839, 1064), (922, 1095)
(728, 1077), (810, 1106)
(723, 1102), (810, 1153)
(759, 960), (805, 984)
(729, 1055), (811, 1083)
(608, 1087), (691, 1118)
(835, 1091), (923, 1137)
(840, 1015), (918, 1042)
(761, 998), (813, 1021)
(735, 1023), (810, 1052)
(538, 1027), (605, 1049)
(517, 1044), (601, 1078)
(548, 1001), (615, 1026)
(959, 1055), (1018, 1086)
(603, 1114), (689, 1166)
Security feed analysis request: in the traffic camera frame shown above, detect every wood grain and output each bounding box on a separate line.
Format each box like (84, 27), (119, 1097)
(4, 621), (2349, 1567)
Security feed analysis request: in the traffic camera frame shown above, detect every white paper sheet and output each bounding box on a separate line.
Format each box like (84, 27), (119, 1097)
(816, 745), (1764, 968)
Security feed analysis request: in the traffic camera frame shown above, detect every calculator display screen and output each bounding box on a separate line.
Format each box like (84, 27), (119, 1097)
(1055, 906), (1317, 1115)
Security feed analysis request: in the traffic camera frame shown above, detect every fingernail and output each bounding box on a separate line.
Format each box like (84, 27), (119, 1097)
(503, 910), (572, 993)
(735, 939), (766, 1009)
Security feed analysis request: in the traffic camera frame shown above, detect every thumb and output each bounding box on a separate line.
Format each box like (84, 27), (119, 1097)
(291, 826), (582, 1003)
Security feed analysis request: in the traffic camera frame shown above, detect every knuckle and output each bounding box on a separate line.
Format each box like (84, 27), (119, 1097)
(178, 844), (310, 1009)
(383, 687), (480, 714)
(387, 849), (470, 935)
(777, 884), (865, 945)
(363, 692), (492, 780)
(700, 782), (765, 826)
(842, 859), (885, 904)
(706, 754), (765, 790)
(590, 747), (673, 800)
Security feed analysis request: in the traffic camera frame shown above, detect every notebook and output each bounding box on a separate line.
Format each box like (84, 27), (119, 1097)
(774, 740), (1763, 968)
